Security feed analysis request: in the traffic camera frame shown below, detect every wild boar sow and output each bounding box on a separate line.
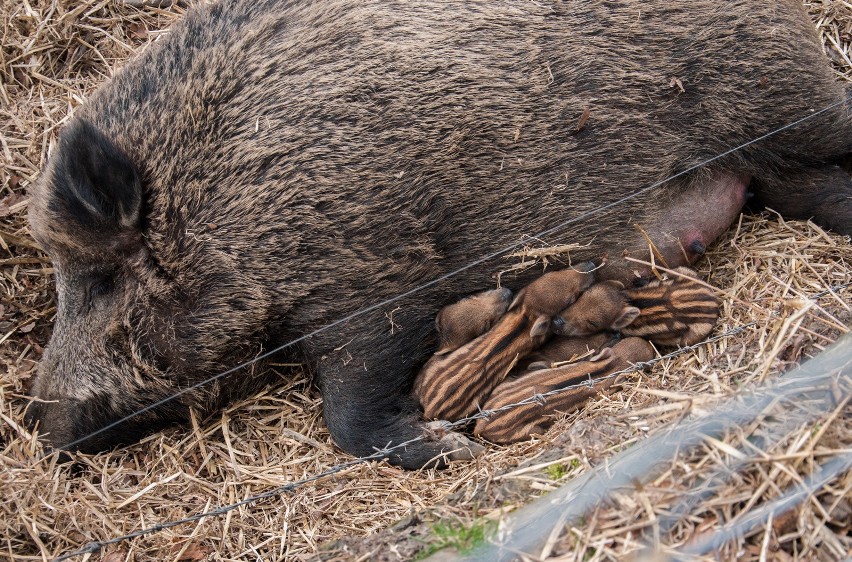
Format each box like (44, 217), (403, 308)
(27, 0), (852, 468)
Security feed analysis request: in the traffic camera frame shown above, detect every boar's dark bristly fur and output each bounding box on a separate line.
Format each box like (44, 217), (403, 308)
(28, 0), (852, 468)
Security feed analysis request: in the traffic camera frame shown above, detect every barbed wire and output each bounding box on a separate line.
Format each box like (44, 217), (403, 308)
(458, 331), (852, 562)
(45, 93), (852, 456)
(50, 280), (851, 560)
(810, 280), (852, 299)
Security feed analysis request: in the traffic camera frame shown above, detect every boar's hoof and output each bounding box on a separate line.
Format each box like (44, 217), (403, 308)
(423, 421), (486, 461)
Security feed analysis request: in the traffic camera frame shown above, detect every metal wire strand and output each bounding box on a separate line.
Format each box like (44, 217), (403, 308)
(46, 94), (852, 456)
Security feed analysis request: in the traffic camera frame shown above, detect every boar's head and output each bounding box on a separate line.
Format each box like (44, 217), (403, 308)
(26, 119), (269, 453)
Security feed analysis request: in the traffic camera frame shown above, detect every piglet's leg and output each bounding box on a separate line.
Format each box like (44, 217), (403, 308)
(474, 338), (654, 444)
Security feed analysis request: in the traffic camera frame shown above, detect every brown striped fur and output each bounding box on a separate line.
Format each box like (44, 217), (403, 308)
(416, 267), (716, 441)
(474, 337), (654, 443)
(622, 267), (720, 346)
(414, 265), (595, 421)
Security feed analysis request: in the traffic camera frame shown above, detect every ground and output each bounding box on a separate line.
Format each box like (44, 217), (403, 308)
(1, 1), (850, 561)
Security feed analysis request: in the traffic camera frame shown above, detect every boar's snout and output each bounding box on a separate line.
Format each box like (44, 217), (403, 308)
(25, 391), (176, 455)
(24, 396), (106, 454)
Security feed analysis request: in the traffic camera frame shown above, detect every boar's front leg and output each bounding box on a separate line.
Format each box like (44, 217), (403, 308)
(312, 310), (482, 469)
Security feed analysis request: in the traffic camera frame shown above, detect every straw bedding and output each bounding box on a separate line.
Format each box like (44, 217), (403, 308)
(1, 1), (850, 560)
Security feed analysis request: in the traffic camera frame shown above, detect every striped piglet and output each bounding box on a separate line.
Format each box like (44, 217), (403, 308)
(415, 267), (719, 443)
(413, 263), (596, 421)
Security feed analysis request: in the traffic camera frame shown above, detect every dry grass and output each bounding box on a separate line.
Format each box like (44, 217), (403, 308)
(1, 1), (851, 561)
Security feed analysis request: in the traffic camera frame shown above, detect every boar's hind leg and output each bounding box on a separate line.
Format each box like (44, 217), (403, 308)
(752, 164), (852, 235)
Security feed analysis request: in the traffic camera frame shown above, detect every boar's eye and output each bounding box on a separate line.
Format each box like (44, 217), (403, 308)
(88, 276), (115, 302)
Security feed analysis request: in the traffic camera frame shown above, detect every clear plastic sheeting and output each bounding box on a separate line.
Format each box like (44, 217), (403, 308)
(680, 452), (852, 557)
(441, 332), (852, 562)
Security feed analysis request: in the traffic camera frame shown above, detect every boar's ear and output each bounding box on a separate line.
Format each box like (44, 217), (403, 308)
(611, 306), (641, 329)
(529, 314), (551, 338)
(49, 119), (142, 247)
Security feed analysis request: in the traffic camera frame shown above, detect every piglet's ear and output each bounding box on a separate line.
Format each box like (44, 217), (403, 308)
(611, 306), (641, 329)
(50, 119), (142, 239)
(529, 314), (551, 338)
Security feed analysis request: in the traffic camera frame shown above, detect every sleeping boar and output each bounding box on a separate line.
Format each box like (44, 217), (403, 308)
(26, 0), (852, 468)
